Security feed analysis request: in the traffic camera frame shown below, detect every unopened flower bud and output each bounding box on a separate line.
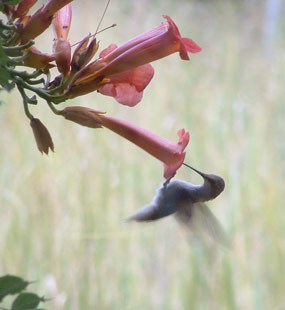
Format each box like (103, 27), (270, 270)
(30, 118), (54, 155)
(23, 46), (55, 69)
(19, 0), (72, 44)
(71, 36), (99, 72)
(59, 106), (104, 128)
(52, 3), (72, 40)
(53, 38), (71, 75)
(14, 0), (37, 19)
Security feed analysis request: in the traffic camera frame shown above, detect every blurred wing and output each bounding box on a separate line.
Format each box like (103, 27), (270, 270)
(175, 201), (229, 248)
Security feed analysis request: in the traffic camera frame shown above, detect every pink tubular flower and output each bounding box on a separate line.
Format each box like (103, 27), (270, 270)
(98, 114), (190, 178)
(67, 15), (201, 105)
(68, 44), (154, 105)
(97, 15), (201, 75)
(60, 106), (189, 178)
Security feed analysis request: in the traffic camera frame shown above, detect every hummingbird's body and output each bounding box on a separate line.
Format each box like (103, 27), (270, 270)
(127, 164), (228, 246)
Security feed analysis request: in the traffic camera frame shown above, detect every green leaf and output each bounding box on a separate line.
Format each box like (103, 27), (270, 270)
(11, 292), (44, 310)
(0, 275), (30, 302)
(0, 46), (13, 91)
(2, 0), (22, 5)
(0, 45), (9, 65)
(0, 65), (13, 91)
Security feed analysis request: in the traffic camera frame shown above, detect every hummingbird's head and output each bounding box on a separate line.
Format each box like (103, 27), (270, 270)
(182, 163), (225, 200)
(202, 173), (225, 199)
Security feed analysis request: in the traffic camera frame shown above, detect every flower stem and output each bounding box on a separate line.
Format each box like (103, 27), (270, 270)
(47, 101), (61, 115)
(3, 40), (34, 56)
(16, 83), (34, 120)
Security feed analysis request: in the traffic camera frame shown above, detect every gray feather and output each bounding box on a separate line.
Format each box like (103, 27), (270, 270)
(127, 184), (178, 222)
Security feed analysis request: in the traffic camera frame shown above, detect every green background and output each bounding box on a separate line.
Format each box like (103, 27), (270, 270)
(1, 0), (285, 309)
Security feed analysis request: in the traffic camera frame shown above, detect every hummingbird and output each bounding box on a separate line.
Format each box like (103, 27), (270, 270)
(127, 163), (228, 246)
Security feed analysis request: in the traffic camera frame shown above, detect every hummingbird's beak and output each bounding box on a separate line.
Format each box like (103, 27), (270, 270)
(183, 162), (206, 178)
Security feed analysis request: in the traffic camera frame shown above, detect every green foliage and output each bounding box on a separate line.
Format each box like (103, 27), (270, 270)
(0, 46), (9, 65)
(0, 275), (29, 302)
(0, 276), (46, 310)
(0, 0), (21, 11)
(0, 66), (13, 92)
(11, 293), (45, 310)
(1, 0), (21, 5)
(0, 46), (12, 92)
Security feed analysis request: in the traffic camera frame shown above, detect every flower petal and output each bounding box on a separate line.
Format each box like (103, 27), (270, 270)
(99, 83), (143, 106)
(97, 63), (154, 105)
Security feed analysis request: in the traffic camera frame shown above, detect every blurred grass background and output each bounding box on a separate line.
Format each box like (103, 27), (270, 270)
(1, 0), (285, 309)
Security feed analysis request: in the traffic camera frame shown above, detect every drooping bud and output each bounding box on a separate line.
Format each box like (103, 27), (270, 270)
(30, 118), (54, 155)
